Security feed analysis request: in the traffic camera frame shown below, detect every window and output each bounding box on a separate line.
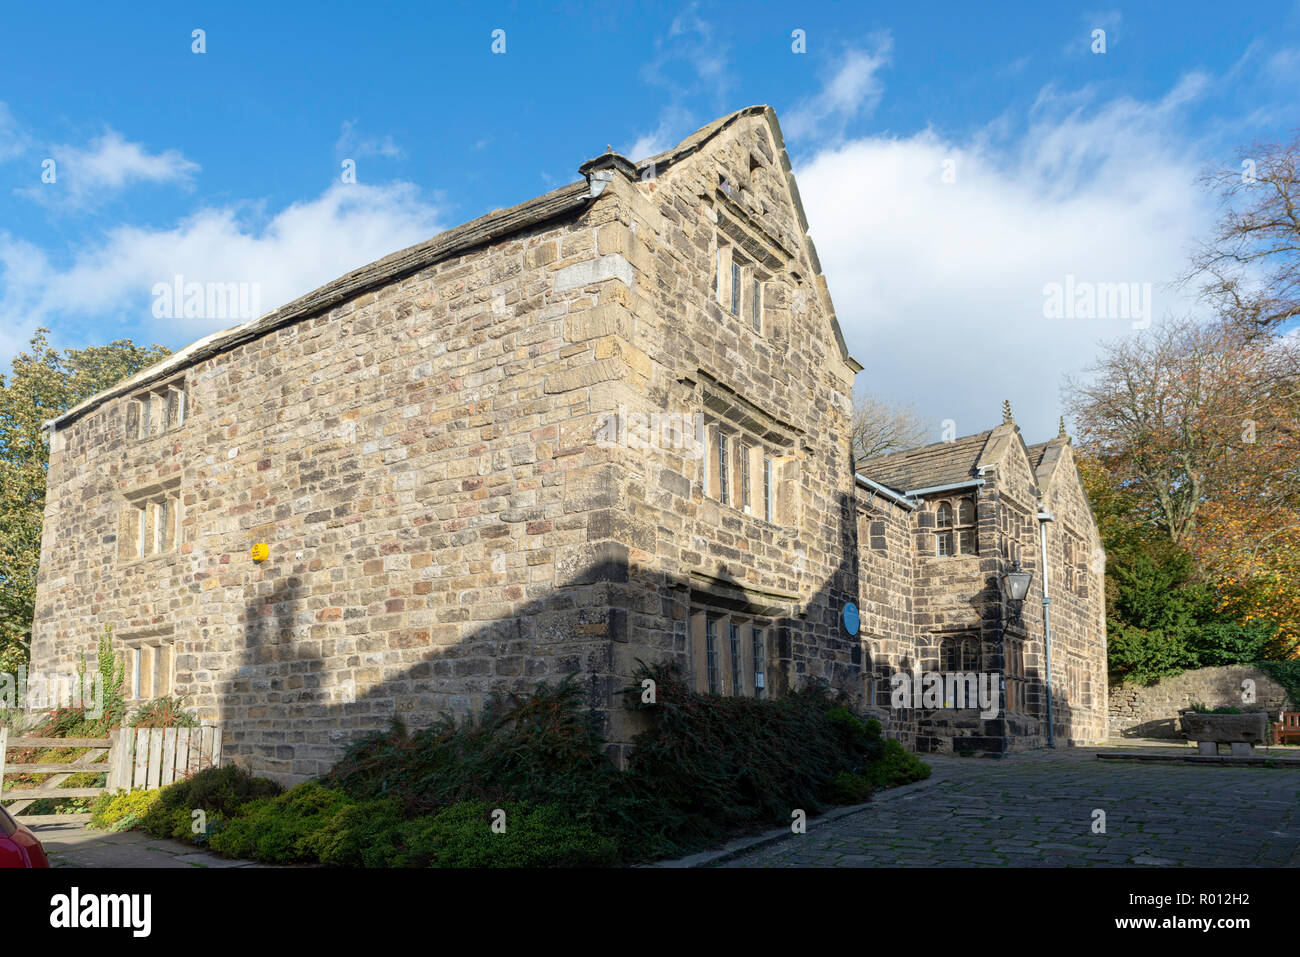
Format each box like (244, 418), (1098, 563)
(123, 486), (181, 559)
(751, 277), (762, 332)
(716, 431), (730, 506)
(123, 640), (176, 700)
(935, 496), (978, 556)
(729, 622), (743, 696)
(957, 497), (975, 525)
(705, 618), (720, 694)
(763, 457), (773, 522)
(691, 609), (770, 697)
(136, 380), (186, 438)
(1005, 638), (1025, 713)
(740, 443), (752, 512)
(704, 416), (791, 525)
(940, 635), (981, 673)
(730, 261), (742, 315)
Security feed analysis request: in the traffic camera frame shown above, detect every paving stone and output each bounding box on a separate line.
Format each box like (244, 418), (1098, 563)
(723, 750), (1300, 868)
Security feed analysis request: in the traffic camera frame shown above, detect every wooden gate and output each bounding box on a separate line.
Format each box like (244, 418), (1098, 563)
(0, 725), (222, 825)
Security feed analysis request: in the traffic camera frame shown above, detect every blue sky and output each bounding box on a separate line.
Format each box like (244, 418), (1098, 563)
(2, 1), (1298, 440)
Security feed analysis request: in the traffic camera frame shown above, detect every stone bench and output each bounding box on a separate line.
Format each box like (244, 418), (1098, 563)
(1179, 712), (1269, 756)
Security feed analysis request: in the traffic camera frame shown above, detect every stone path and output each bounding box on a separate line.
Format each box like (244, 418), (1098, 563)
(32, 822), (265, 868)
(723, 748), (1300, 867)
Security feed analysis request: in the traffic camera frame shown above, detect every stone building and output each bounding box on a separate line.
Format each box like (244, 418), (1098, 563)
(855, 408), (1108, 751)
(31, 106), (1105, 780)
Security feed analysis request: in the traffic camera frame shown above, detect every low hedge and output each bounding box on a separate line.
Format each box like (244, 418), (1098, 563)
(91, 666), (930, 866)
(208, 787), (619, 867)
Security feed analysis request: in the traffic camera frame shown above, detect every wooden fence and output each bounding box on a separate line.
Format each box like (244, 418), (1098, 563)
(0, 725), (222, 825)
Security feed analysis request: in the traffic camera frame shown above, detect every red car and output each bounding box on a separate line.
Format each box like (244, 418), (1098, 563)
(0, 804), (50, 868)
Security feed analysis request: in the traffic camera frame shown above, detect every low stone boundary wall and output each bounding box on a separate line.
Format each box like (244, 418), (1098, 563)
(1109, 665), (1292, 738)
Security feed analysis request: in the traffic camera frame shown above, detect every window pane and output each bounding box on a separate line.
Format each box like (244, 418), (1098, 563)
(717, 432), (729, 505)
(740, 444), (751, 509)
(751, 278), (761, 331)
(937, 532), (953, 556)
(705, 619), (719, 694)
(763, 457), (773, 522)
(139, 397), (151, 438)
(936, 503), (953, 528)
(729, 622), (742, 696)
(959, 529), (977, 554)
(752, 628), (765, 699)
(165, 389), (178, 430)
(730, 262), (741, 315)
(957, 497), (975, 525)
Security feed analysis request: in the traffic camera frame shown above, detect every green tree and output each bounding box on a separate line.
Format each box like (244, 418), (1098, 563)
(0, 329), (169, 671)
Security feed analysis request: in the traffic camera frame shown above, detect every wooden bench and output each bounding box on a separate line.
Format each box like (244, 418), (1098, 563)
(1274, 712), (1300, 746)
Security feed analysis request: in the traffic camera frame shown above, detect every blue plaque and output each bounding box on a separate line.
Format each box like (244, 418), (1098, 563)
(842, 602), (860, 636)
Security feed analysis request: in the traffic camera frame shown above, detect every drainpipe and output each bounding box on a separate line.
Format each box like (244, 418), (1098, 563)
(1037, 507), (1056, 748)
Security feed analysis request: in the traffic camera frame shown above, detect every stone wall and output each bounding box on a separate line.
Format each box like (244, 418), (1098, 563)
(1109, 666), (1293, 738)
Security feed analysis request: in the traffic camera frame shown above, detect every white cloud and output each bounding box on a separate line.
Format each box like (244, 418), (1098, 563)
(19, 129), (198, 210)
(796, 75), (1218, 444)
(0, 102), (30, 163)
(335, 120), (404, 159)
(624, 104), (697, 161)
(0, 181), (444, 360)
(784, 34), (893, 143)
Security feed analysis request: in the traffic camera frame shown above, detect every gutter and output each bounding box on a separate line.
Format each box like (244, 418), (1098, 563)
(900, 478), (986, 500)
(854, 474), (919, 511)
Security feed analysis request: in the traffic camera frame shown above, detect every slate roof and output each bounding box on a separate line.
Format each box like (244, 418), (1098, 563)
(857, 431), (994, 493)
(48, 104), (860, 433)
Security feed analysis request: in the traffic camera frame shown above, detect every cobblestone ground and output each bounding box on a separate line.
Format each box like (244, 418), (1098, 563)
(723, 749), (1300, 867)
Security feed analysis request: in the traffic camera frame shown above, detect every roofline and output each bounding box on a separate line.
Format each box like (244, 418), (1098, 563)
(46, 179), (597, 433)
(903, 479), (986, 498)
(633, 105), (861, 373)
(47, 104), (863, 432)
(854, 474), (919, 511)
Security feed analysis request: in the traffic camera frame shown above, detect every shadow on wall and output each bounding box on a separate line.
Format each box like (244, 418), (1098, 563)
(211, 480), (1084, 781)
(212, 487), (875, 783)
(1120, 718), (1182, 739)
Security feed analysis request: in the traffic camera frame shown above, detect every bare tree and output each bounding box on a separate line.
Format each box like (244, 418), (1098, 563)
(851, 391), (928, 463)
(1186, 133), (1300, 331)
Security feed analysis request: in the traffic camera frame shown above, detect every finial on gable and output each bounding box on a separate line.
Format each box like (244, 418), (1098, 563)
(1058, 415), (1068, 439)
(1002, 400), (1014, 426)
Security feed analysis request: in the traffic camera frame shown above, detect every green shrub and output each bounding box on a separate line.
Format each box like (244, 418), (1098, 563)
(89, 789), (162, 832)
(323, 676), (629, 829)
(621, 663), (870, 851)
(209, 782), (354, 863)
(864, 739), (932, 788)
(205, 784), (619, 868)
(130, 696), (199, 728)
(828, 771), (872, 805)
(1255, 660), (1300, 710)
(138, 764), (282, 841)
(417, 801), (619, 868)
